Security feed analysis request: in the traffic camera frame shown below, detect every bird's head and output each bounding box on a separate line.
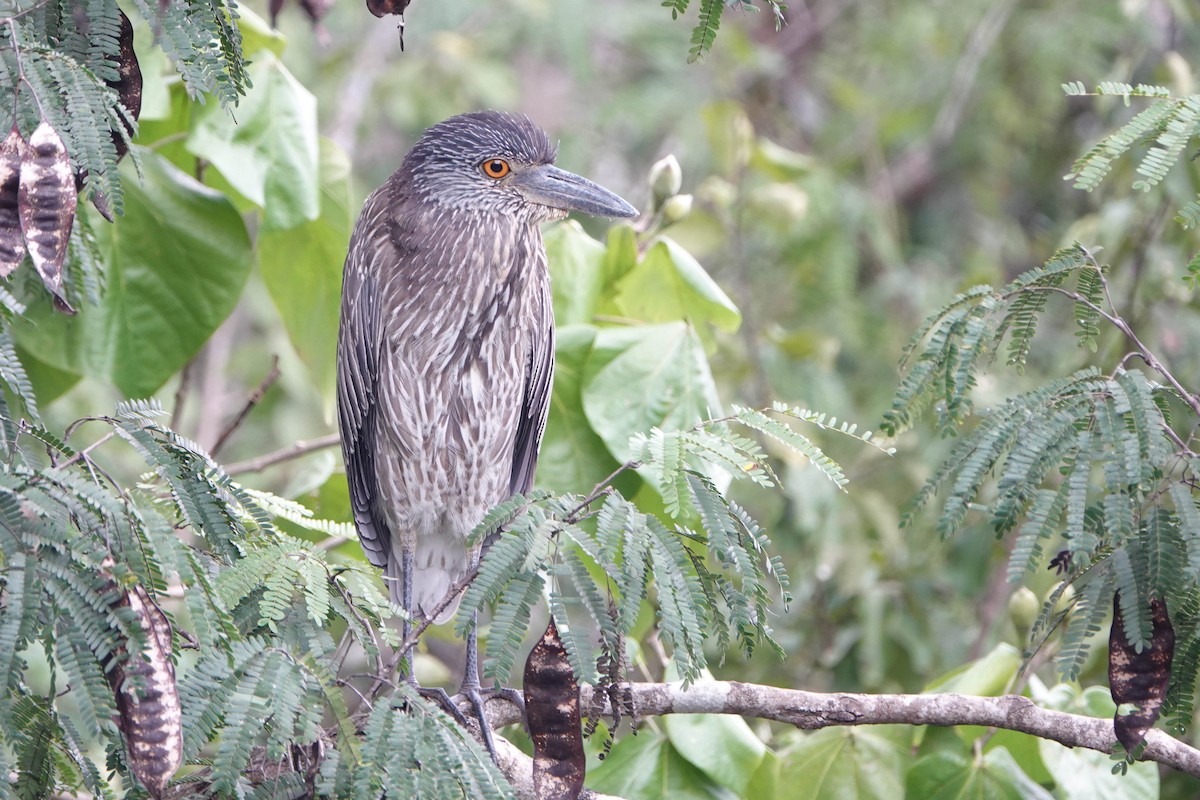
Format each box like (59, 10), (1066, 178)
(402, 110), (638, 223)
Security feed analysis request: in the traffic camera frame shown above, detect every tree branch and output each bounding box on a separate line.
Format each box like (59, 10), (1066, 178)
(210, 355), (281, 458)
(222, 432), (341, 475)
(472, 680), (1200, 779)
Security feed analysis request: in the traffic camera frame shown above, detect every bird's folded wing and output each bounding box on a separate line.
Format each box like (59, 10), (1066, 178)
(509, 286), (555, 497)
(337, 226), (390, 569)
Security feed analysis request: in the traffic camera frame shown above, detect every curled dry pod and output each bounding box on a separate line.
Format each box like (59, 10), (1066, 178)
(18, 121), (76, 313)
(0, 126), (26, 277)
(524, 618), (585, 800)
(84, 9), (142, 223)
(112, 8), (143, 145)
(1109, 593), (1175, 755)
(102, 564), (183, 799)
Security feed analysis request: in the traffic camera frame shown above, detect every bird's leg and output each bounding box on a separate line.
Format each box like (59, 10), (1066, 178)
(398, 546), (414, 678)
(397, 546), (472, 729)
(458, 610), (527, 761)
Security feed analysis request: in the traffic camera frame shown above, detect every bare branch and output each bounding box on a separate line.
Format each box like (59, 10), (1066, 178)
(473, 680), (1200, 779)
(210, 355), (281, 458)
(223, 433), (341, 475)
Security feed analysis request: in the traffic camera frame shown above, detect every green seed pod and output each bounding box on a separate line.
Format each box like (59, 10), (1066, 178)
(524, 617), (585, 800)
(0, 125), (26, 277)
(18, 122), (76, 313)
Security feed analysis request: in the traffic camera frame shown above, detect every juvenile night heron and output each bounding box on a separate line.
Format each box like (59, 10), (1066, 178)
(337, 111), (637, 743)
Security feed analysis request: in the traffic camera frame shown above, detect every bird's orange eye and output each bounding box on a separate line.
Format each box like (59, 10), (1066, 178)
(481, 159), (511, 179)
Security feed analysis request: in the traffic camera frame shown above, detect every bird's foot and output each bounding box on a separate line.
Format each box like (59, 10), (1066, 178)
(401, 675), (475, 730)
(455, 684), (526, 763)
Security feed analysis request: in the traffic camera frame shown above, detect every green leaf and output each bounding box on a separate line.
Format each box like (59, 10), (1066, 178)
(905, 749), (1051, 800)
(601, 224), (639, 290)
(259, 137), (353, 406)
(538, 325), (625, 495)
(609, 237), (741, 332)
(924, 643), (1021, 696)
(13, 150), (253, 397)
(545, 221), (607, 326)
(587, 730), (735, 799)
(188, 51), (320, 230)
(774, 727), (911, 800)
(581, 322), (722, 463)
(237, 5), (287, 57)
(983, 729), (1053, 786)
(1038, 737), (1158, 799)
(663, 710), (766, 794)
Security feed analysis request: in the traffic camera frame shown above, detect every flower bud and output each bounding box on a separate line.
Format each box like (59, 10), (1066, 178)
(649, 154), (682, 205)
(1008, 586), (1039, 635)
(662, 193), (693, 223)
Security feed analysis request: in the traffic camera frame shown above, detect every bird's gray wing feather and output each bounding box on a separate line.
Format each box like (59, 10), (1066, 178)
(509, 284), (554, 496)
(337, 209), (391, 569)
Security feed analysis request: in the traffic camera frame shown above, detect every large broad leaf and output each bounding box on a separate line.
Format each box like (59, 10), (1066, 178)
(13, 150), (253, 398)
(608, 236), (741, 333)
(536, 325), (624, 496)
(581, 321), (722, 463)
(188, 51), (319, 231)
(664, 710), (766, 794)
(775, 727), (911, 800)
(545, 221), (607, 326)
(259, 138), (352, 408)
(905, 749), (1052, 800)
(587, 730), (735, 799)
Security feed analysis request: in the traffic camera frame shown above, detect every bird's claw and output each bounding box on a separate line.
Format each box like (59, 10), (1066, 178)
(455, 684), (527, 763)
(412, 682), (474, 731)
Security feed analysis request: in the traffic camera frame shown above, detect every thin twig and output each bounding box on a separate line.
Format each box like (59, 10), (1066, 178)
(563, 460), (640, 522)
(223, 433), (341, 475)
(50, 431), (114, 471)
(210, 356), (281, 458)
(171, 359), (195, 432)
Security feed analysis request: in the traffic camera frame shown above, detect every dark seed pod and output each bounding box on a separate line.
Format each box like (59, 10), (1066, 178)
(524, 618), (585, 800)
(111, 9), (142, 160)
(18, 122), (76, 311)
(102, 566), (183, 799)
(1109, 593), (1174, 755)
(366, 0), (409, 19)
(78, 9), (141, 224)
(0, 126), (26, 277)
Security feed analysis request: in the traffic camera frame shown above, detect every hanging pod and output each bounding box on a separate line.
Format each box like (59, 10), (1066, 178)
(1109, 593), (1175, 756)
(18, 121), (76, 314)
(0, 125), (26, 277)
(101, 566), (184, 799)
(525, 617), (586, 800)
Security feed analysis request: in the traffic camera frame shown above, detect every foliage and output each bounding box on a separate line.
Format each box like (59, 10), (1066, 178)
(0, 0), (249, 216)
(660, 0), (787, 63)
(883, 91), (1200, 752)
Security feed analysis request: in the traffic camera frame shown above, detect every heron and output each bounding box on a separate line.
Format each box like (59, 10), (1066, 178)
(336, 110), (637, 749)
